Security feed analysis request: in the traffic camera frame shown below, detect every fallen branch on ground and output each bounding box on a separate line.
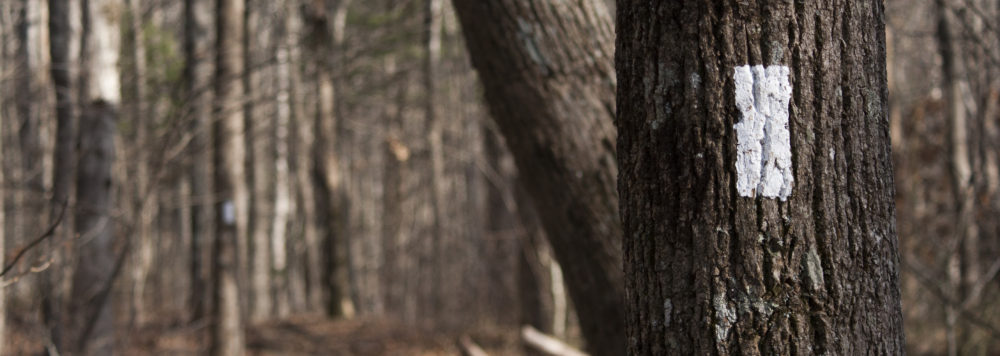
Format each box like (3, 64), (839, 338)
(521, 325), (588, 356)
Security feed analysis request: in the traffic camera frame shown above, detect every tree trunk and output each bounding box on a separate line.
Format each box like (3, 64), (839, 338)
(122, 0), (156, 325)
(245, 0), (273, 322)
(183, 0), (214, 323)
(67, 0), (122, 352)
(210, 0), (247, 354)
(68, 100), (117, 356)
(0, 9), (7, 350)
(424, 0), (446, 321)
(301, 0), (353, 319)
(935, 1), (978, 353)
(616, 1), (905, 354)
(271, 3), (294, 316)
(47, 0), (78, 348)
(450, 1), (623, 354)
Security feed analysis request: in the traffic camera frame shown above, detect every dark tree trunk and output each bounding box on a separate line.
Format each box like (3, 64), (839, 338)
(450, 1), (623, 354)
(451, 0), (621, 351)
(616, 1), (905, 354)
(68, 101), (116, 356)
(46, 0), (79, 348)
(183, 0), (214, 323)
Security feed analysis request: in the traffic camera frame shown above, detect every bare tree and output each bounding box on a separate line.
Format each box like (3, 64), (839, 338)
(616, 1), (905, 353)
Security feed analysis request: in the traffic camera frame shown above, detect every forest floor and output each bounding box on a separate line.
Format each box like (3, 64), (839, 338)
(8, 315), (521, 355)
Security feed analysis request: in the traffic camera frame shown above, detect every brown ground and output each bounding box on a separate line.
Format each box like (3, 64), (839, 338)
(7, 315), (520, 355)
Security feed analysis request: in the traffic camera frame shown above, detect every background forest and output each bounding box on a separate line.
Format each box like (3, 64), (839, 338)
(0, 0), (996, 355)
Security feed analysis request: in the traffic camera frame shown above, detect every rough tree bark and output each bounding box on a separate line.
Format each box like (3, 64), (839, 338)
(616, 1), (905, 354)
(210, 0), (247, 354)
(451, 1), (623, 354)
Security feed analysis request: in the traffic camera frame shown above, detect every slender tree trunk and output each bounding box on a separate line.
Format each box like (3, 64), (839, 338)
(210, 0), (247, 353)
(424, 0), (446, 321)
(935, 1), (977, 354)
(617, 1), (905, 354)
(0, 9), (7, 351)
(271, 5), (294, 316)
(183, 0), (214, 323)
(46, 0), (79, 349)
(122, 0), (155, 325)
(245, 0), (273, 322)
(451, 1), (623, 354)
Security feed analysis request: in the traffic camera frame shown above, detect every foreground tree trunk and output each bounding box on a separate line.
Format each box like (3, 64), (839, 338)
(454, 0), (625, 355)
(616, 1), (905, 354)
(210, 0), (247, 354)
(451, 1), (623, 354)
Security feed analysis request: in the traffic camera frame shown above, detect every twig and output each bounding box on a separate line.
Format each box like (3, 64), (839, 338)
(903, 258), (1000, 340)
(521, 325), (588, 356)
(0, 200), (68, 277)
(458, 335), (489, 356)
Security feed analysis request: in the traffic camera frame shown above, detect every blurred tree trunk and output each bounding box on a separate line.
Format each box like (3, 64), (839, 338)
(424, 0), (446, 320)
(271, 1), (294, 316)
(47, 0), (77, 349)
(183, 0), (214, 323)
(0, 7), (7, 351)
(381, 54), (409, 320)
(122, 0), (156, 325)
(246, 0), (273, 321)
(302, 0), (353, 319)
(68, 100), (116, 356)
(935, 1), (978, 354)
(617, 1), (905, 354)
(67, 0), (122, 353)
(210, 0), (247, 354)
(451, 1), (623, 354)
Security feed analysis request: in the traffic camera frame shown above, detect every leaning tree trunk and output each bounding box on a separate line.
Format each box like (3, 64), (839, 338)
(450, 1), (623, 354)
(616, 1), (905, 354)
(210, 0), (247, 354)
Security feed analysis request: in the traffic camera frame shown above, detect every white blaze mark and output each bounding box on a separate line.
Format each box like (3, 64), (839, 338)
(222, 200), (235, 226)
(734, 65), (794, 200)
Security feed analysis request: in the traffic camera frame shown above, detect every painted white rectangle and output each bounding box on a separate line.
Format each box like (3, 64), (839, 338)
(734, 65), (793, 200)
